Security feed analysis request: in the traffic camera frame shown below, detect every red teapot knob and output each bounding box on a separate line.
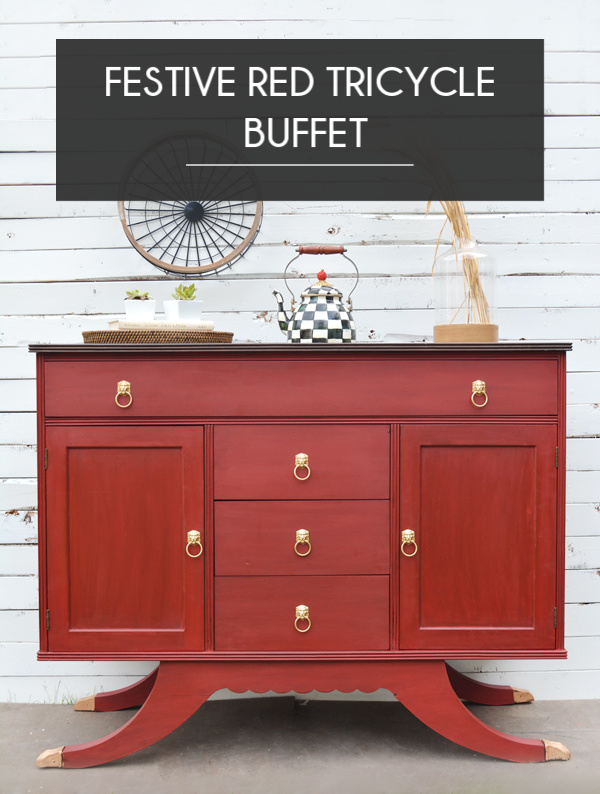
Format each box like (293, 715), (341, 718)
(317, 270), (327, 282)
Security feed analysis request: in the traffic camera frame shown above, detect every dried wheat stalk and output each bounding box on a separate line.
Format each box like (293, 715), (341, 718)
(430, 200), (491, 325)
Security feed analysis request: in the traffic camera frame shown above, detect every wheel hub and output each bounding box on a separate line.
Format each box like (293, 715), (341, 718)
(184, 202), (205, 222)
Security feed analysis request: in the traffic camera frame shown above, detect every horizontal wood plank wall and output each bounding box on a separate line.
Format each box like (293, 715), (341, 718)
(1, 0), (599, 703)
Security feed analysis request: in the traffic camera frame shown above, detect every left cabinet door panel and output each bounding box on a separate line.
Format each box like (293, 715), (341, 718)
(44, 426), (205, 653)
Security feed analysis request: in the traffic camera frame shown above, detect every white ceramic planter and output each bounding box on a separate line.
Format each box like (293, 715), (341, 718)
(163, 300), (179, 322)
(124, 300), (156, 321)
(163, 300), (204, 322)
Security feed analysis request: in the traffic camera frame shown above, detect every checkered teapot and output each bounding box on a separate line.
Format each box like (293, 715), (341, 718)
(273, 245), (359, 343)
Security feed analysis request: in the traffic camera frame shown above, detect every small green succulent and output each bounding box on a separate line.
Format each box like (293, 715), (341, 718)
(125, 289), (152, 300)
(172, 283), (198, 301)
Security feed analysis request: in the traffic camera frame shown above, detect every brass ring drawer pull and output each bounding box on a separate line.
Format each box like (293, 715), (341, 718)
(295, 604), (311, 632)
(115, 380), (133, 408)
(401, 529), (418, 557)
(294, 529), (311, 556)
(186, 530), (203, 558)
(294, 452), (311, 480)
(471, 380), (488, 408)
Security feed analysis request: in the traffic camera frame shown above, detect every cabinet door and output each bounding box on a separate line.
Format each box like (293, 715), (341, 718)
(45, 426), (205, 653)
(399, 424), (558, 651)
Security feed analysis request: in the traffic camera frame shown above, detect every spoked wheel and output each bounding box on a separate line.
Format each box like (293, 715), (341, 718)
(118, 133), (262, 275)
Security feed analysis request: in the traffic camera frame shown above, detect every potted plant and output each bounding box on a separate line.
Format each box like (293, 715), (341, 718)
(124, 289), (156, 321)
(163, 283), (203, 322)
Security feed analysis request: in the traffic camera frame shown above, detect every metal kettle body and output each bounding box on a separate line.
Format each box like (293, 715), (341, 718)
(273, 245), (358, 344)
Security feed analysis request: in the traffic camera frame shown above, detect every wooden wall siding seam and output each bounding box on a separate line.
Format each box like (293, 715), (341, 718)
(0, 0), (596, 26)
(0, 606), (585, 636)
(1, 511), (599, 542)
(0, 10), (599, 52)
(3, 537), (600, 574)
(3, 249), (600, 283)
(3, 101), (600, 118)
(2, 119), (598, 154)
(2, 161), (600, 184)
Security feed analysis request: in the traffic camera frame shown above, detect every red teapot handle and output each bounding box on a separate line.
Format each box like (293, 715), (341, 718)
(297, 245), (346, 255)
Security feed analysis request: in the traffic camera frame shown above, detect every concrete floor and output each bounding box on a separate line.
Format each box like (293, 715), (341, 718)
(2, 697), (599, 794)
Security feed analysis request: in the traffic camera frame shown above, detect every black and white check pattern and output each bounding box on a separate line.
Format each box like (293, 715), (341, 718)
(288, 291), (356, 343)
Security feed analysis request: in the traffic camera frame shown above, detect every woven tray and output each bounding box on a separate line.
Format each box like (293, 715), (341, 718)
(83, 329), (233, 344)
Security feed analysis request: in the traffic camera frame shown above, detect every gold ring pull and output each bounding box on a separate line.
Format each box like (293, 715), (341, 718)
(294, 529), (311, 556)
(115, 380), (132, 408)
(401, 529), (418, 557)
(294, 453), (311, 481)
(295, 604), (311, 632)
(471, 380), (488, 408)
(186, 530), (203, 558)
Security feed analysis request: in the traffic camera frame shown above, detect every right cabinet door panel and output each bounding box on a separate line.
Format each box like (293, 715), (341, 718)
(399, 424), (558, 651)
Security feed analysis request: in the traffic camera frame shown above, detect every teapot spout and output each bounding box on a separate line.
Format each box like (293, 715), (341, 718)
(272, 291), (290, 334)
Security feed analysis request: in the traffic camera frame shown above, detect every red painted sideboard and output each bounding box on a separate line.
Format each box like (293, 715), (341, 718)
(31, 343), (572, 768)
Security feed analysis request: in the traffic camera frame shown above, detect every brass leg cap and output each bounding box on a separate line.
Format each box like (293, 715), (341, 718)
(543, 739), (571, 761)
(36, 746), (64, 768)
(512, 687), (534, 703)
(74, 694), (95, 711)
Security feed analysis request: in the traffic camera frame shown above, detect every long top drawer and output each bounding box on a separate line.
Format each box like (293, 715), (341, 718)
(40, 349), (560, 417)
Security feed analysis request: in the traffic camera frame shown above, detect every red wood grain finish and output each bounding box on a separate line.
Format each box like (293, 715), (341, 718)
(56, 660), (548, 768)
(399, 424), (558, 651)
(33, 345), (571, 766)
(93, 662), (521, 713)
(45, 426), (205, 652)
(214, 424), (390, 500)
(92, 668), (158, 711)
(445, 663), (518, 705)
(62, 661), (213, 768)
(42, 356), (558, 418)
(388, 661), (546, 763)
(215, 576), (389, 650)
(215, 501), (390, 575)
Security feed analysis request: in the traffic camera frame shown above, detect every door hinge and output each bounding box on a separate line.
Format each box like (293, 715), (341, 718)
(554, 607), (557, 629)
(555, 447), (559, 468)
(46, 609), (50, 631)
(44, 449), (48, 469)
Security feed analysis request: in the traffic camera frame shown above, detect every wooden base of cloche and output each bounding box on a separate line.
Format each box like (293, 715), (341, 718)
(434, 323), (499, 343)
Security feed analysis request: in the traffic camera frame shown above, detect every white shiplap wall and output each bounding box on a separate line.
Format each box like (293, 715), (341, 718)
(1, 1), (599, 703)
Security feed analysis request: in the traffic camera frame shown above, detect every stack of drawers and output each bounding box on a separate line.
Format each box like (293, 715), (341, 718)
(213, 424), (391, 650)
